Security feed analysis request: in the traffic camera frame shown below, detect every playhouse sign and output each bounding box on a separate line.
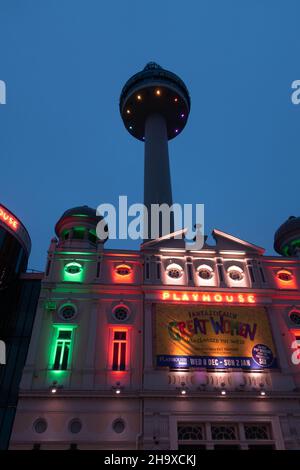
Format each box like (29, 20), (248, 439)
(161, 291), (256, 304)
(0, 206), (19, 231)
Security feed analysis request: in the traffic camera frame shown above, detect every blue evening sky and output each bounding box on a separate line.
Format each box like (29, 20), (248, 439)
(1, 1), (300, 270)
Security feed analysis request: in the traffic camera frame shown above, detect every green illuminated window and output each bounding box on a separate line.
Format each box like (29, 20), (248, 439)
(73, 227), (85, 239)
(88, 229), (97, 244)
(51, 327), (76, 371)
(63, 262), (84, 282)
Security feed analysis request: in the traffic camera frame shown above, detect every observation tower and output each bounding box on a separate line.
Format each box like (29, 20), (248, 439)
(120, 62), (191, 238)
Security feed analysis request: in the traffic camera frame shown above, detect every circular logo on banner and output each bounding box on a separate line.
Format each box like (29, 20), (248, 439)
(252, 344), (274, 368)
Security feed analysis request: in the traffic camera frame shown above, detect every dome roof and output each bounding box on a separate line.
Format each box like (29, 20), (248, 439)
(274, 216), (300, 255)
(143, 62), (163, 71)
(55, 205), (108, 242)
(60, 205), (98, 219)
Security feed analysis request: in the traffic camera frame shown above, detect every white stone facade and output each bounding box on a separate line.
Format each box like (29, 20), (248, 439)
(9, 224), (300, 450)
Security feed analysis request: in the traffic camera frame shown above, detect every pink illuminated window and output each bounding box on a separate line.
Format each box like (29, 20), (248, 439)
(112, 331), (127, 371)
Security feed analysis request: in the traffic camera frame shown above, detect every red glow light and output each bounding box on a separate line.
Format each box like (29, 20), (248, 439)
(112, 264), (134, 283)
(0, 206), (19, 231)
(161, 291), (256, 304)
(275, 269), (297, 289)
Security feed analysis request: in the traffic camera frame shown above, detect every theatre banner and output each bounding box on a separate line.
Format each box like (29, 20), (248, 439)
(155, 304), (277, 370)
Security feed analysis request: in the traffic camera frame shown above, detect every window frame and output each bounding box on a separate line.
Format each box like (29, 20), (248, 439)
(50, 324), (77, 371)
(108, 327), (131, 372)
(171, 416), (284, 450)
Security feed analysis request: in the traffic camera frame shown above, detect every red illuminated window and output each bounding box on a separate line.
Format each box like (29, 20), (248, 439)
(277, 269), (293, 282)
(112, 331), (127, 371)
(115, 265), (131, 276)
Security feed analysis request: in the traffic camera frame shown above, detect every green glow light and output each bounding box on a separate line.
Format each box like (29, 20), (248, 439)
(63, 261), (85, 282)
(55, 252), (95, 256)
(283, 246), (290, 256)
(50, 325), (77, 371)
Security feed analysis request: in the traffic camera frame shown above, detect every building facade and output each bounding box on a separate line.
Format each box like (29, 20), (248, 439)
(8, 208), (300, 450)
(9, 63), (300, 450)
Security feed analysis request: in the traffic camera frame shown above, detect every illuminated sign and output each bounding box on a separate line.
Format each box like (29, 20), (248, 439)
(155, 304), (277, 370)
(0, 206), (19, 231)
(161, 291), (256, 304)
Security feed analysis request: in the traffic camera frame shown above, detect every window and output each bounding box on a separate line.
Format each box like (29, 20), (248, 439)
(145, 262), (150, 279)
(227, 265), (244, 282)
(63, 262), (84, 282)
(178, 424), (204, 441)
(96, 261), (101, 277)
(69, 419), (82, 434)
(88, 230), (97, 244)
(168, 268), (182, 279)
(33, 419), (47, 434)
(63, 230), (70, 240)
(115, 264), (131, 276)
(244, 424), (271, 440)
(64, 262), (83, 275)
(59, 304), (77, 320)
(52, 327), (75, 371)
(176, 421), (276, 450)
(112, 331), (127, 371)
(211, 424), (237, 440)
(198, 265), (213, 280)
(157, 263), (161, 280)
(112, 419), (126, 434)
(277, 269), (293, 282)
(73, 227), (85, 239)
(290, 310), (300, 326)
(166, 263), (183, 279)
(248, 266), (255, 283)
(259, 267), (266, 283)
(113, 306), (129, 322)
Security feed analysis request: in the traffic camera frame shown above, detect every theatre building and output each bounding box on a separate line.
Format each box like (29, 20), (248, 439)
(9, 63), (300, 450)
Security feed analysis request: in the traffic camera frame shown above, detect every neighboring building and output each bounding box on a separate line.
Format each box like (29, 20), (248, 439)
(0, 204), (42, 449)
(9, 64), (300, 450)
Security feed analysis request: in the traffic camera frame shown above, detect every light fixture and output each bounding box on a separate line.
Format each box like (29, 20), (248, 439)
(175, 129), (179, 133)
(64, 262), (83, 275)
(137, 94), (142, 100)
(49, 381), (62, 394)
(181, 113), (185, 118)
(113, 382), (122, 395)
(174, 97), (178, 102)
(155, 89), (161, 96)
(115, 264), (132, 277)
(221, 389), (227, 396)
(260, 390), (266, 396)
(126, 109), (131, 114)
(177, 382), (187, 396)
(129, 126), (133, 130)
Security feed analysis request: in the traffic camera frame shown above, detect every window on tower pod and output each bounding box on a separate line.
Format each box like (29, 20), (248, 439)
(52, 328), (74, 370)
(112, 330), (127, 371)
